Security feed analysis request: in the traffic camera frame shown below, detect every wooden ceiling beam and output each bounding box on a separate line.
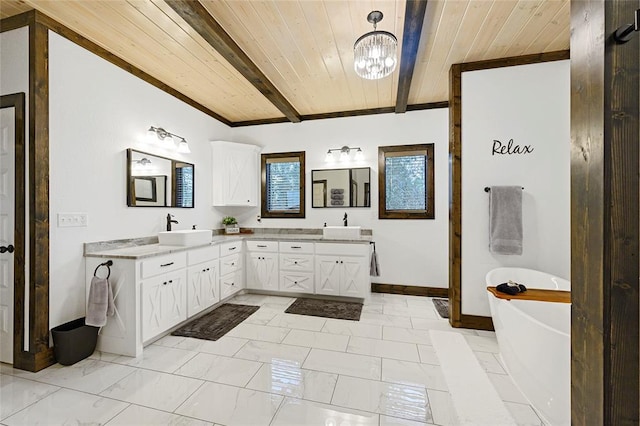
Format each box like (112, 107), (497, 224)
(165, 0), (301, 123)
(395, 0), (428, 113)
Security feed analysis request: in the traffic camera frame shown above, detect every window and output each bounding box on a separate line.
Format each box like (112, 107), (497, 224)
(378, 144), (434, 219)
(261, 151), (305, 218)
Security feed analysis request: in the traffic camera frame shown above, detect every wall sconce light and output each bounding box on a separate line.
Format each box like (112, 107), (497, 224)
(146, 126), (191, 153)
(325, 146), (364, 162)
(136, 157), (152, 166)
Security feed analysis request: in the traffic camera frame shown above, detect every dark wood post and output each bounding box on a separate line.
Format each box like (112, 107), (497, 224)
(570, 0), (639, 423)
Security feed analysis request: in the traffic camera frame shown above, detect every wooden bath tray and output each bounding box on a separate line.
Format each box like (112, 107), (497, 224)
(487, 286), (571, 304)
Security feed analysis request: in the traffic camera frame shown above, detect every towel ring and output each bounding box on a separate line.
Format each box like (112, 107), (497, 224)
(93, 260), (113, 279)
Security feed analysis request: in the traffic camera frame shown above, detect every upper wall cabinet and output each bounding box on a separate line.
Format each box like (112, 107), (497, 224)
(211, 141), (261, 206)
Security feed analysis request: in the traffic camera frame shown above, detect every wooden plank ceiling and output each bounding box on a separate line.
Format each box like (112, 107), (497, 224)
(1, 0), (570, 125)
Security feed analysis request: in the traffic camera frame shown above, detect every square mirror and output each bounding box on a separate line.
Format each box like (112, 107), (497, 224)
(311, 167), (370, 208)
(127, 149), (194, 208)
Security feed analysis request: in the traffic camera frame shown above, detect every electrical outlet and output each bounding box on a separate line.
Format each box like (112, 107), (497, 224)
(58, 213), (88, 228)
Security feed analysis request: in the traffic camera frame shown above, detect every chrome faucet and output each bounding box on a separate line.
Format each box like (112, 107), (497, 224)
(166, 214), (178, 231)
(343, 212), (348, 227)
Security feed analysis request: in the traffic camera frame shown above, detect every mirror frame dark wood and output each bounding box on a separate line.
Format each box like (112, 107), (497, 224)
(311, 167), (371, 208)
(126, 148), (194, 208)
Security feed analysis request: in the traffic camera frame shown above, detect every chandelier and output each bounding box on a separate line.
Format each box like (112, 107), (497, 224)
(353, 11), (398, 80)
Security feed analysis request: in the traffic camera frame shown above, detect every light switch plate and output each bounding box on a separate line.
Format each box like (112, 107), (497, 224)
(58, 213), (88, 227)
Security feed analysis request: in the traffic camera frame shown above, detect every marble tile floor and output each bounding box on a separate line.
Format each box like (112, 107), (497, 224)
(0, 293), (545, 426)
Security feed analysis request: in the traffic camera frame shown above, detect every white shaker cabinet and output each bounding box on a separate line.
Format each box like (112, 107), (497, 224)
(211, 141), (261, 206)
(219, 240), (245, 299)
(315, 243), (369, 298)
(186, 246), (220, 317)
(141, 269), (187, 342)
(246, 241), (279, 291)
(279, 241), (315, 294)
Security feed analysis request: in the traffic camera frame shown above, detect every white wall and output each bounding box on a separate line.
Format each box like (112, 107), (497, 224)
(231, 109), (450, 290)
(461, 60), (571, 316)
(48, 32), (232, 327)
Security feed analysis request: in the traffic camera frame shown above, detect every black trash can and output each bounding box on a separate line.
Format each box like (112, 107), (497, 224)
(51, 317), (99, 366)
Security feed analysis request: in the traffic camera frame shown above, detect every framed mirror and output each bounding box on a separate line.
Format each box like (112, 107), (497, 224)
(127, 149), (194, 208)
(311, 167), (370, 208)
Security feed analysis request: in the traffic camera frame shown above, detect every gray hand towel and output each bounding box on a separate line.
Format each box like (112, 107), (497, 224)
(370, 250), (380, 277)
(330, 188), (344, 194)
(86, 276), (115, 327)
(330, 199), (344, 205)
(489, 186), (523, 255)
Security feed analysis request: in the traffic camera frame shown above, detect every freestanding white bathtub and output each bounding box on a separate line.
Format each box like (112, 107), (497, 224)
(486, 267), (570, 426)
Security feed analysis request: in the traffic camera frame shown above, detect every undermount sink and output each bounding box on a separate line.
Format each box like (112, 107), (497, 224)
(158, 229), (212, 246)
(323, 226), (361, 240)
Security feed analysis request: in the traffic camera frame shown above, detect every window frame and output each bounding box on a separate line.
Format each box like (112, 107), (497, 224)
(261, 151), (306, 218)
(378, 144), (435, 219)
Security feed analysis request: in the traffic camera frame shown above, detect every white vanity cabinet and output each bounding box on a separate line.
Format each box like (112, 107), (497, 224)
(315, 243), (369, 298)
(219, 240), (244, 299)
(246, 241), (279, 291)
(279, 241), (314, 294)
(211, 141), (261, 206)
(138, 252), (188, 343)
(186, 246), (220, 317)
(141, 269), (187, 342)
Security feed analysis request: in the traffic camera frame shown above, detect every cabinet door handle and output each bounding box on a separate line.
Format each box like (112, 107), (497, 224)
(169, 280), (173, 284)
(228, 247), (236, 251)
(291, 246), (302, 249)
(257, 245), (267, 248)
(340, 261), (343, 264)
(163, 281), (168, 285)
(294, 261), (298, 264)
(160, 262), (174, 267)
(335, 261), (339, 264)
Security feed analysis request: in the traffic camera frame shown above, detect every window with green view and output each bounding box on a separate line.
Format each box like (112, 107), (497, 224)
(261, 152), (305, 218)
(378, 144), (434, 219)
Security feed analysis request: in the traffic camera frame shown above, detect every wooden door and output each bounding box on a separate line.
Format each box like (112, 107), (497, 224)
(0, 106), (15, 363)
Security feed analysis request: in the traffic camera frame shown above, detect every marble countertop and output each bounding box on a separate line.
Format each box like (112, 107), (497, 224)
(85, 233), (372, 260)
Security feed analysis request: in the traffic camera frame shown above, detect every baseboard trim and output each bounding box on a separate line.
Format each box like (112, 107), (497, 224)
(450, 314), (494, 331)
(371, 283), (448, 298)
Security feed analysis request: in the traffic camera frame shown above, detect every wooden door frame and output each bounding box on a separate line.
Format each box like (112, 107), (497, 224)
(1, 11), (53, 371)
(447, 50), (570, 330)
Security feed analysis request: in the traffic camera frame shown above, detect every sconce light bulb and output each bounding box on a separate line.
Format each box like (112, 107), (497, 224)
(177, 139), (191, 154)
(325, 150), (334, 162)
(146, 127), (157, 143)
(355, 148), (364, 161)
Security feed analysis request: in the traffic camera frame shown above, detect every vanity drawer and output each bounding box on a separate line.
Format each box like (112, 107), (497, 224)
(219, 240), (243, 256)
(246, 240), (278, 252)
(315, 242), (369, 257)
(188, 245), (219, 265)
(140, 252), (187, 278)
(279, 241), (314, 254)
(220, 253), (241, 276)
(280, 253), (314, 272)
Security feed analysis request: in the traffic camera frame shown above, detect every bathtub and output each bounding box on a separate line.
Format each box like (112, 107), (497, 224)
(486, 267), (570, 426)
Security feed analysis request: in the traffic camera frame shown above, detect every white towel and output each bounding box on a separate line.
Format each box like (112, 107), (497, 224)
(489, 186), (523, 255)
(86, 276), (114, 327)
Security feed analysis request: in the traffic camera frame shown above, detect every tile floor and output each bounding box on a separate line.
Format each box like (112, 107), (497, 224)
(0, 293), (544, 426)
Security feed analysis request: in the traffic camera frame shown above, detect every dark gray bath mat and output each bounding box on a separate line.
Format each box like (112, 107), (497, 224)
(172, 303), (259, 341)
(433, 298), (449, 319)
(285, 298), (363, 321)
